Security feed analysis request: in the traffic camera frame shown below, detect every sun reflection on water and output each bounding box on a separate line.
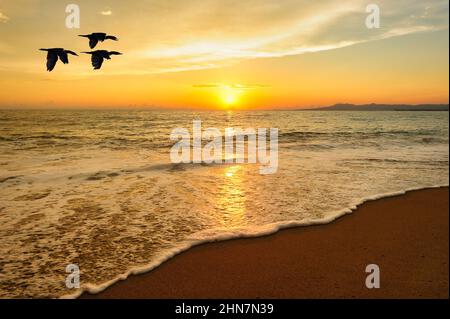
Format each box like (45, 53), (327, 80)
(215, 165), (248, 229)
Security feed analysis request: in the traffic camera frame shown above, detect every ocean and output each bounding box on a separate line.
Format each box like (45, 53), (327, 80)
(0, 110), (448, 298)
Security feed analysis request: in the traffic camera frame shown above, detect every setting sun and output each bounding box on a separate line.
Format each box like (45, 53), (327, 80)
(220, 87), (240, 108)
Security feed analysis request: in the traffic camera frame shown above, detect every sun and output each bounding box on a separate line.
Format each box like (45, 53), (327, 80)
(224, 92), (237, 106)
(220, 87), (240, 108)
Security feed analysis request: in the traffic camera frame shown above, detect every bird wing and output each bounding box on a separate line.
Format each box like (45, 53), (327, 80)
(46, 52), (58, 71)
(58, 51), (69, 64)
(91, 54), (104, 70)
(89, 37), (99, 49)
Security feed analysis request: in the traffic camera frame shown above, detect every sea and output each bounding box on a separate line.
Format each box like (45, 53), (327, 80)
(0, 109), (448, 298)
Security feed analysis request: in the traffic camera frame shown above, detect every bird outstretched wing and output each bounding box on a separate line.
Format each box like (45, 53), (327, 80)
(105, 35), (118, 41)
(46, 52), (58, 71)
(58, 51), (69, 64)
(89, 37), (99, 49)
(91, 54), (104, 70)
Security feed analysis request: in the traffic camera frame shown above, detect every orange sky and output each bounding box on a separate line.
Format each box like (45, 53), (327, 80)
(0, 0), (448, 109)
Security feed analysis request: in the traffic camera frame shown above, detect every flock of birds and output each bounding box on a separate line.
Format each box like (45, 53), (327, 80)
(39, 32), (122, 72)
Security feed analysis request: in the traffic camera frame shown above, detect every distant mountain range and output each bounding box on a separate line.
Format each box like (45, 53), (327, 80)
(304, 103), (449, 111)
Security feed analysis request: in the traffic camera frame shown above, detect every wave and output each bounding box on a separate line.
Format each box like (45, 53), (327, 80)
(346, 158), (449, 165)
(278, 130), (450, 142)
(61, 183), (449, 299)
(420, 137), (449, 144)
(279, 130), (443, 138)
(1, 130), (447, 152)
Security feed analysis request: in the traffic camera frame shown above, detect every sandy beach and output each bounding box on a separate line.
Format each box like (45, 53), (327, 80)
(80, 187), (449, 299)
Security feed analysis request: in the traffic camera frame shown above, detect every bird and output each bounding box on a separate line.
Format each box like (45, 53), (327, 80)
(39, 48), (78, 72)
(81, 50), (123, 70)
(78, 33), (118, 49)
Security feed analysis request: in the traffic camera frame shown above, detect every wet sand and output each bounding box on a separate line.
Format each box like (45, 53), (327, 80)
(81, 187), (449, 299)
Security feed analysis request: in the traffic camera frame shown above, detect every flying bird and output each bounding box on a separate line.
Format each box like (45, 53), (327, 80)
(39, 48), (78, 72)
(82, 50), (123, 70)
(78, 33), (118, 49)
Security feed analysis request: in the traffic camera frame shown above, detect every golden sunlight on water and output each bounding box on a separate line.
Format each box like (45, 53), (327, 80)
(215, 165), (248, 229)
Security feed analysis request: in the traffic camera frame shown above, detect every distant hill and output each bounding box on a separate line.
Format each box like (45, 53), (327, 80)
(305, 103), (449, 111)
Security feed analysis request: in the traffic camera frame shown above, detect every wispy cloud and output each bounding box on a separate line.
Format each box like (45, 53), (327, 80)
(100, 10), (112, 16)
(194, 83), (270, 90)
(0, 11), (10, 23)
(0, 0), (447, 76)
(130, 0), (448, 73)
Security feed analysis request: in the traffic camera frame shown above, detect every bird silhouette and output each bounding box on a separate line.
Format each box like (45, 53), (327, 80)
(81, 50), (122, 70)
(78, 33), (118, 49)
(39, 48), (78, 72)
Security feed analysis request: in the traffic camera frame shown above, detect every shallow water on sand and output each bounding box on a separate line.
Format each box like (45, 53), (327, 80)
(0, 110), (448, 298)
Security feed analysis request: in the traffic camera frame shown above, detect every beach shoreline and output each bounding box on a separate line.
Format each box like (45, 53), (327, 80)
(80, 187), (449, 299)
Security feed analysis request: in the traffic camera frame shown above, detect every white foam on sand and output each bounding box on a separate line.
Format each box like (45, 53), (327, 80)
(61, 184), (448, 299)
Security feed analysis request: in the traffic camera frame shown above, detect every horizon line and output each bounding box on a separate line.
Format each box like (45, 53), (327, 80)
(0, 102), (448, 111)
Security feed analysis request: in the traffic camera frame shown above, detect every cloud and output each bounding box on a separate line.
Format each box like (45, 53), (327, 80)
(193, 84), (219, 88)
(194, 83), (270, 90)
(131, 0), (448, 73)
(0, 11), (10, 23)
(0, 0), (447, 75)
(100, 10), (113, 16)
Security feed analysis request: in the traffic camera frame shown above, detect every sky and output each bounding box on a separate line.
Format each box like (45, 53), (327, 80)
(0, 0), (448, 109)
